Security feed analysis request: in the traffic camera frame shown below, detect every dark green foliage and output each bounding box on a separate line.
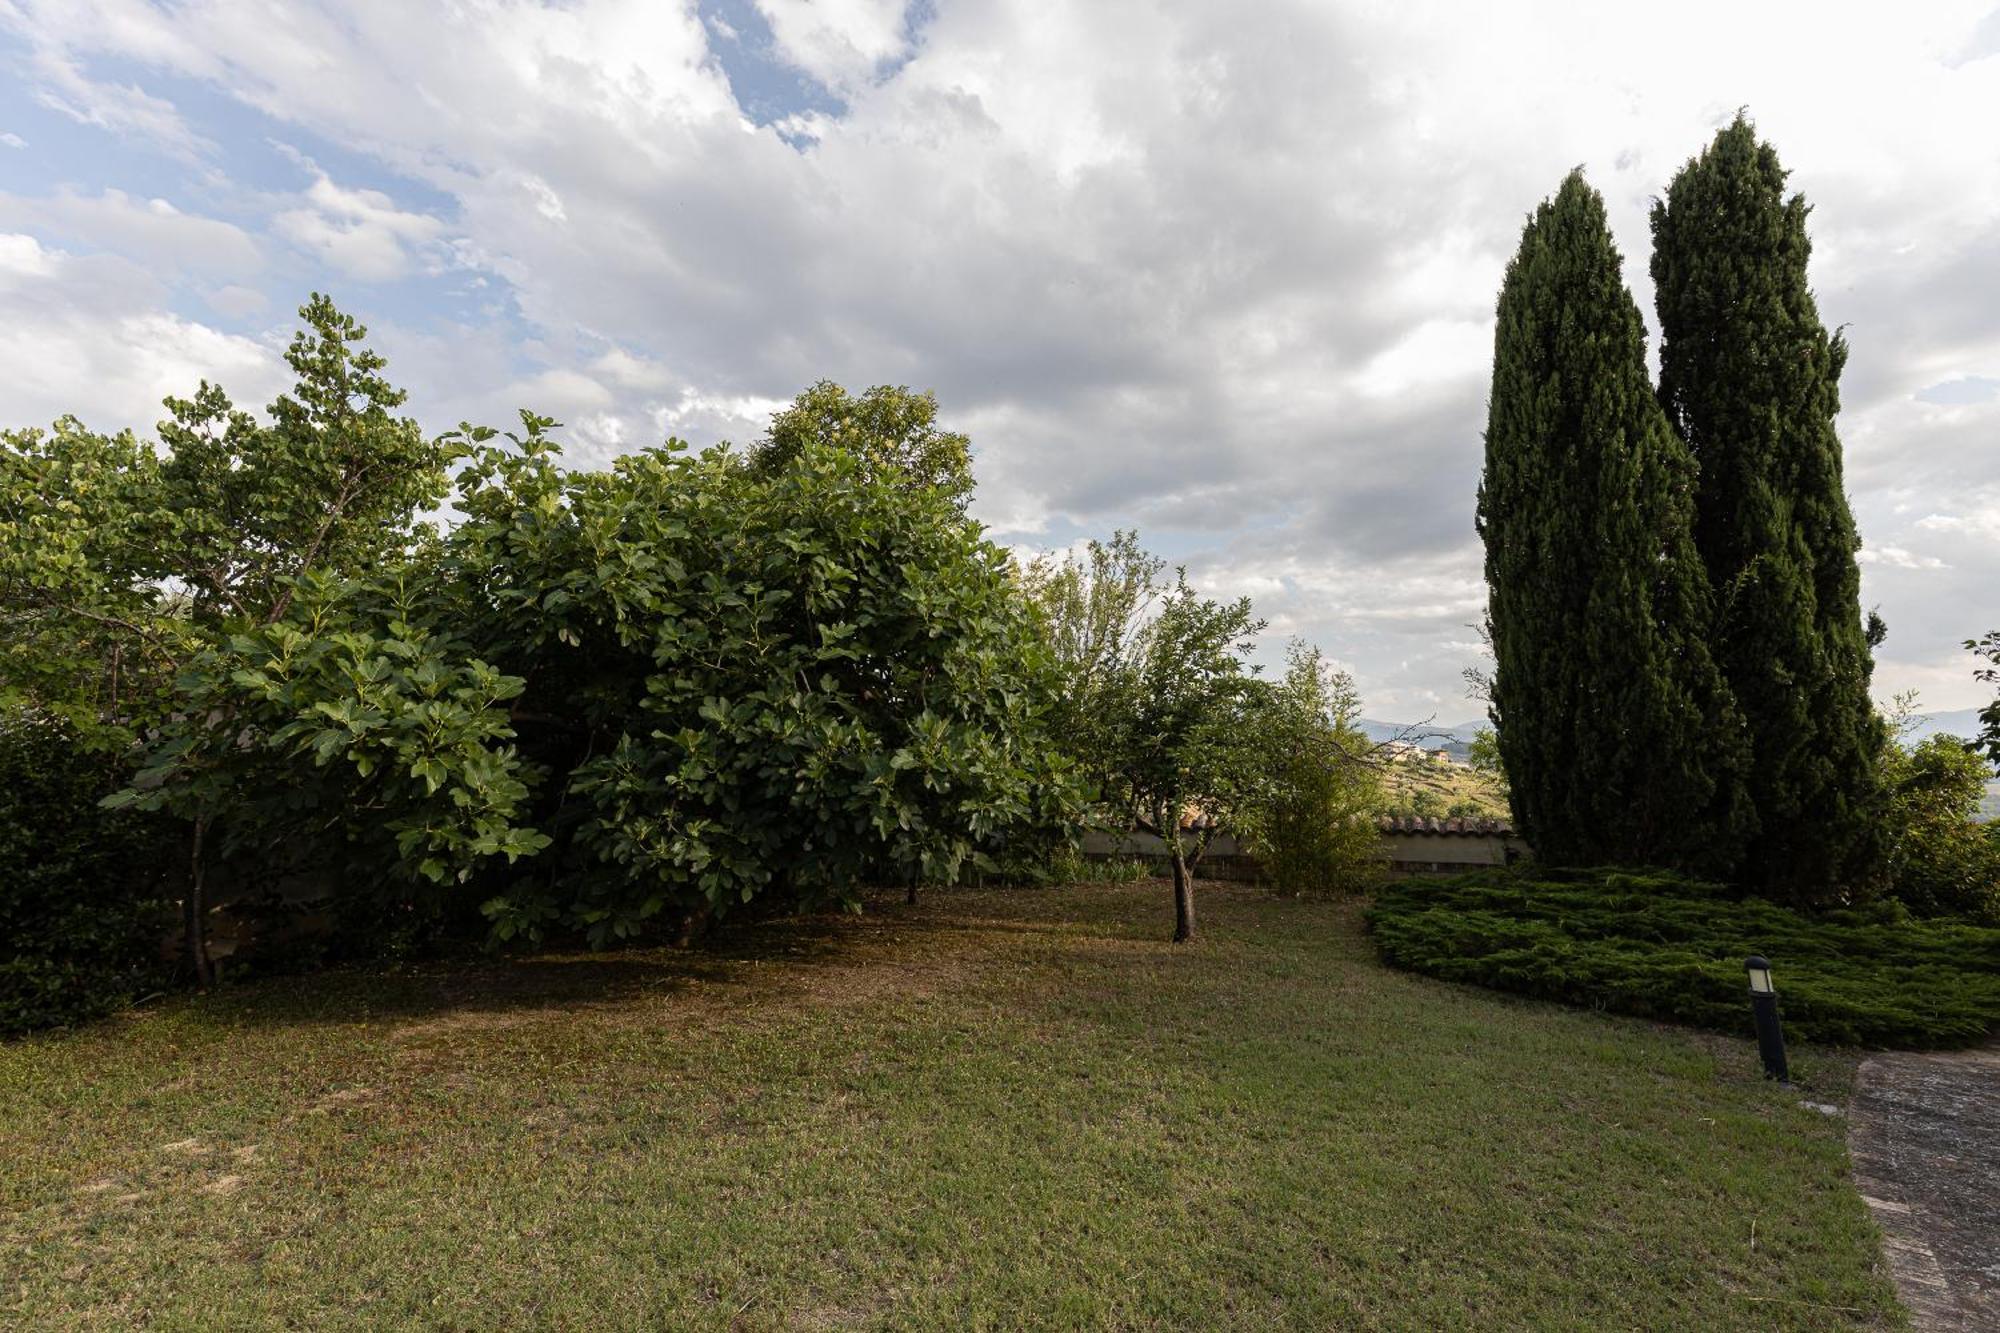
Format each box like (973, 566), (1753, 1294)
(0, 715), (173, 1035)
(1478, 171), (1747, 874)
(4, 294), (1079, 1030)
(1367, 867), (2000, 1048)
(413, 414), (1081, 943)
(1652, 117), (1886, 902)
(1881, 734), (1999, 922)
(127, 404), (1079, 952)
(115, 567), (548, 895)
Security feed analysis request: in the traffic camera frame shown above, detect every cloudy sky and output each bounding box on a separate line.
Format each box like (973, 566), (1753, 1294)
(2, 1), (1996, 720)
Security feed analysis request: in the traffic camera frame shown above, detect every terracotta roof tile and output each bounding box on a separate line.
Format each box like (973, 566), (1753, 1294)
(1375, 815), (1515, 837)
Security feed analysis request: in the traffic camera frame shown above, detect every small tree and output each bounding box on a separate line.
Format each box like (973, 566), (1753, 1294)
(6, 295), (463, 985)
(1109, 576), (1265, 943)
(1020, 531), (1169, 804)
(1244, 642), (1382, 895)
(1881, 733), (1999, 922)
(1467, 727), (1503, 780)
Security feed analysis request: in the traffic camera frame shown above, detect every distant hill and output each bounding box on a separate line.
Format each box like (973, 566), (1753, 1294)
(1357, 718), (1487, 744)
(1900, 708), (1987, 745)
(1360, 709), (1997, 817)
(1356, 718), (1486, 760)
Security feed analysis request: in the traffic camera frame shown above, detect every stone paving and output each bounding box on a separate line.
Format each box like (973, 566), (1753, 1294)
(1848, 1043), (2000, 1331)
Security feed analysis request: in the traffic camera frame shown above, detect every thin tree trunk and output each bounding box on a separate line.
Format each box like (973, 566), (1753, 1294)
(674, 899), (714, 948)
(185, 813), (215, 989)
(1163, 796), (1195, 943)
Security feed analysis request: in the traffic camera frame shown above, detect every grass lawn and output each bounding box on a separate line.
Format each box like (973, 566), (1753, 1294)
(2, 881), (1902, 1330)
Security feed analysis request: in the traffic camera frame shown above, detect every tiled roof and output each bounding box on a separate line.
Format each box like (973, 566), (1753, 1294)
(1376, 815), (1515, 837)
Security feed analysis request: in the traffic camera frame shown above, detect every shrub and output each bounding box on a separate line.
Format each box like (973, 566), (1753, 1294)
(1881, 733), (1999, 922)
(430, 419), (1080, 943)
(1243, 643), (1382, 896)
(0, 715), (174, 1036)
(1366, 866), (2000, 1049)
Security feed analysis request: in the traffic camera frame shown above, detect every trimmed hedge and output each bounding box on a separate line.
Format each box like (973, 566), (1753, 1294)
(1366, 867), (2000, 1049)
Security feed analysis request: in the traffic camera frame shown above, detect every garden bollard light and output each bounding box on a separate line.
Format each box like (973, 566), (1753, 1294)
(1744, 955), (1789, 1084)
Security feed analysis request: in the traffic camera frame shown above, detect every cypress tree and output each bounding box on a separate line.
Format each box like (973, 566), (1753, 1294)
(1652, 116), (1885, 903)
(1479, 171), (1749, 872)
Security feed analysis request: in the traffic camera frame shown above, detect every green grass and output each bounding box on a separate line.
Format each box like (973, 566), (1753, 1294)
(2, 881), (1902, 1330)
(1369, 867), (2000, 1049)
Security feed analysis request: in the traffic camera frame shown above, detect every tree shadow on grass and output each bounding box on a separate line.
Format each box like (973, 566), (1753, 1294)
(191, 905), (894, 1031)
(147, 881), (1190, 1034)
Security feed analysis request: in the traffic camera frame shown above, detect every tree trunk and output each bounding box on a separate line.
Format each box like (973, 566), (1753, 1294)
(185, 813), (215, 990)
(674, 899), (715, 948)
(906, 878), (919, 906)
(1163, 796), (1195, 943)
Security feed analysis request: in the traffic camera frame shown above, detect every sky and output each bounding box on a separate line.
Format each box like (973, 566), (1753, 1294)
(1, 1), (1996, 721)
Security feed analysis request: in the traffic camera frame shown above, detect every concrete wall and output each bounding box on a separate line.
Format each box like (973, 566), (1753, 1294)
(1377, 830), (1529, 875)
(1081, 826), (1531, 880)
(1080, 829), (1244, 859)
(1077, 828), (1260, 880)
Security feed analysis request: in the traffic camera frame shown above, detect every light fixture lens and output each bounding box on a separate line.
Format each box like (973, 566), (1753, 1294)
(1745, 957), (1774, 995)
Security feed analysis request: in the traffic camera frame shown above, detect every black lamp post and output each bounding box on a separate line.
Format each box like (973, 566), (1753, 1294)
(1744, 955), (1789, 1083)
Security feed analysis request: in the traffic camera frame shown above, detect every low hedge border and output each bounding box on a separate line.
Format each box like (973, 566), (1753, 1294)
(1365, 867), (2000, 1049)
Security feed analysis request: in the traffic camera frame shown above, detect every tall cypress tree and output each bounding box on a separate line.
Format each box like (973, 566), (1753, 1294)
(1652, 116), (1885, 902)
(1479, 172), (1749, 871)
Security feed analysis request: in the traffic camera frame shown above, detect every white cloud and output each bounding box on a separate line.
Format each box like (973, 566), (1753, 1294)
(0, 187), (261, 279)
(1918, 498), (2000, 543)
(272, 172), (447, 282)
(204, 283), (269, 318)
(753, 0), (912, 92)
(1857, 544), (1949, 571)
(0, 239), (282, 432)
(591, 347), (675, 392)
(14, 39), (209, 158)
(0, 231), (61, 281)
(4, 0), (1999, 711)
(652, 388), (791, 444)
(0, 131), (24, 149)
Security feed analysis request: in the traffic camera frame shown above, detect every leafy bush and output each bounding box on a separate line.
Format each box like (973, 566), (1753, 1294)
(388, 414), (1078, 944)
(1366, 866), (2000, 1049)
(1243, 643), (1382, 895)
(0, 715), (173, 1036)
(111, 393), (1082, 955)
(1880, 733), (1999, 922)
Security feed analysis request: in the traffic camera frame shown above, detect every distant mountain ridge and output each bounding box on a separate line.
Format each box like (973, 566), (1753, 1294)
(1899, 708), (1988, 745)
(1357, 718), (1487, 745)
(1356, 717), (1486, 760)
(1358, 710), (1997, 816)
(1360, 708), (1990, 748)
